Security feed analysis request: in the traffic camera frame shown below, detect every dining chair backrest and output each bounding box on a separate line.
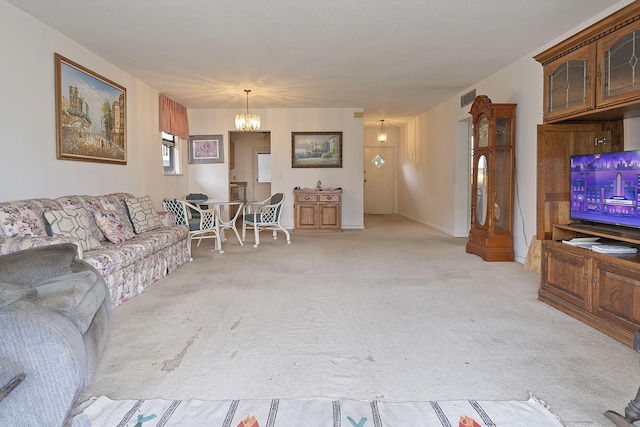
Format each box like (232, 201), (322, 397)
(163, 198), (189, 226)
(183, 201), (217, 231)
(267, 193), (284, 222)
(185, 193), (209, 219)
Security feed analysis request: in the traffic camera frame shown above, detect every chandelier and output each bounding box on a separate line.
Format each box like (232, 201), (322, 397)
(377, 119), (387, 143)
(235, 89), (261, 131)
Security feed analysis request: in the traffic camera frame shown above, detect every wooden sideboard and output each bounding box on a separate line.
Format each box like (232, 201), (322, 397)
(293, 188), (342, 232)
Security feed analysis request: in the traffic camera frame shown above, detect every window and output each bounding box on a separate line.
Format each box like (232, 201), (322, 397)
(162, 131), (181, 174)
(257, 153), (271, 183)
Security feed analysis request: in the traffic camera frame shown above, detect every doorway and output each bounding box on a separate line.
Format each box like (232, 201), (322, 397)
(364, 146), (395, 214)
(229, 131), (271, 202)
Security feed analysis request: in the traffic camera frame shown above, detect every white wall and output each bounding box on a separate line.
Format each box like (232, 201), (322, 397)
(188, 108), (365, 229)
(397, 0), (638, 263)
(0, 0), (189, 209)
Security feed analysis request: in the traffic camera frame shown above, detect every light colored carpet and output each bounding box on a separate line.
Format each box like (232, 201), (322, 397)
(71, 395), (563, 427)
(76, 215), (640, 427)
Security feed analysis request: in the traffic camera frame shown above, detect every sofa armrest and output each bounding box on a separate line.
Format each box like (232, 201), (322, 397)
(0, 300), (86, 426)
(0, 243), (79, 285)
(0, 236), (83, 259)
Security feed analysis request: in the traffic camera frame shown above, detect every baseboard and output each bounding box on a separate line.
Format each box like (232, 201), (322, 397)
(397, 213), (462, 237)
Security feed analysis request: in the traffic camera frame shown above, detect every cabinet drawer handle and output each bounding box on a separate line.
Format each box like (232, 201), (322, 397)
(304, 196), (311, 200)
(583, 267), (589, 288)
(592, 271), (598, 290)
(326, 195), (333, 200)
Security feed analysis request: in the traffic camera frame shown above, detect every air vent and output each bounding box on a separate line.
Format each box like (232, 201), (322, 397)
(460, 89), (476, 108)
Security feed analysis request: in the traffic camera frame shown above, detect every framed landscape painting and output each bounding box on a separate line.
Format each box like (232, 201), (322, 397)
(55, 53), (127, 164)
(189, 134), (224, 164)
(292, 131), (342, 168)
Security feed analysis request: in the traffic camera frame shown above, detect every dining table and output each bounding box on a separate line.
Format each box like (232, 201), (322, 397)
(191, 199), (245, 249)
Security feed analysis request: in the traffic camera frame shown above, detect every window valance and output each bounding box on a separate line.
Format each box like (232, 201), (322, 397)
(159, 94), (189, 139)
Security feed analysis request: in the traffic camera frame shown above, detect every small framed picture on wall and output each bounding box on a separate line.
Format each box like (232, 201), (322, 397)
(189, 134), (224, 164)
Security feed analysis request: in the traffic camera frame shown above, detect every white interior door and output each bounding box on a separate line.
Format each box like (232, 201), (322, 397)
(364, 146), (394, 214)
(252, 147), (271, 203)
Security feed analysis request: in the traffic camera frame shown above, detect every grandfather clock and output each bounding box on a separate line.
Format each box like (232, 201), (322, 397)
(466, 95), (516, 261)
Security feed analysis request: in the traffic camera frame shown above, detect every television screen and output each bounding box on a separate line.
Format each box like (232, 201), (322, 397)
(570, 149), (640, 229)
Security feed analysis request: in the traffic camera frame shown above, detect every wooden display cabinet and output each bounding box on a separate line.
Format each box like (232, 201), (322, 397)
(466, 95), (516, 261)
(293, 187), (342, 232)
(539, 44), (596, 123)
(535, 2), (640, 123)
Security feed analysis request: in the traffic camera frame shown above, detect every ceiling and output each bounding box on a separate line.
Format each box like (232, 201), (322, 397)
(7, 0), (626, 127)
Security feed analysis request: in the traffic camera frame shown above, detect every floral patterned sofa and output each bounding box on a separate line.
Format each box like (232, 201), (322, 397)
(0, 193), (190, 308)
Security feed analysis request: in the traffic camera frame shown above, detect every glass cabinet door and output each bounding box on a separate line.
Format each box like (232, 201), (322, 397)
(494, 117), (513, 233)
(543, 44), (595, 121)
(476, 155), (488, 226)
(597, 19), (640, 107)
(493, 147), (512, 233)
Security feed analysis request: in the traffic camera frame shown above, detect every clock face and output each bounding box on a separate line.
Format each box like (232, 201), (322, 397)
(478, 117), (489, 147)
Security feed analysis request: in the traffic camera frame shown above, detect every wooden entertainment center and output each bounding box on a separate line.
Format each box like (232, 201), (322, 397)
(534, 2), (640, 347)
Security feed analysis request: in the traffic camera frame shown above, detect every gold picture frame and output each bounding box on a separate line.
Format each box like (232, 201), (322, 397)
(291, 131), (342, 168)
(55, 53), (127, 164)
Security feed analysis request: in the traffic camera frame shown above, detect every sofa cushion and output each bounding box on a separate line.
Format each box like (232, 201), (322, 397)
(0, 199), (62, 238)
(35, 270), (106, 334)
(82, 244), (143, 277)
(94, 211), (135, 244)
(81, 225), (188, 277)
(44, 209), (102, 251)
(0, 243), (77, 285)
(125, 196), (163, 233)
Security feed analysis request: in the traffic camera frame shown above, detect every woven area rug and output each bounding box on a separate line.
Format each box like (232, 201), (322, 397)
(70, 395), (563, 426)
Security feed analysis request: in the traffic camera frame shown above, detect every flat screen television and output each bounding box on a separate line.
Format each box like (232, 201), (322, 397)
(570, 149), (640, 229)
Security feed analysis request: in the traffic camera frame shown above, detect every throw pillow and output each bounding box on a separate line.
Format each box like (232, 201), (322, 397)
(0, 243), (77, 285)
(44, 209), (102, 251)
(94, 211), (135, 244)
(125, 196), (163, 233)
(99, 199), (135, 234)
